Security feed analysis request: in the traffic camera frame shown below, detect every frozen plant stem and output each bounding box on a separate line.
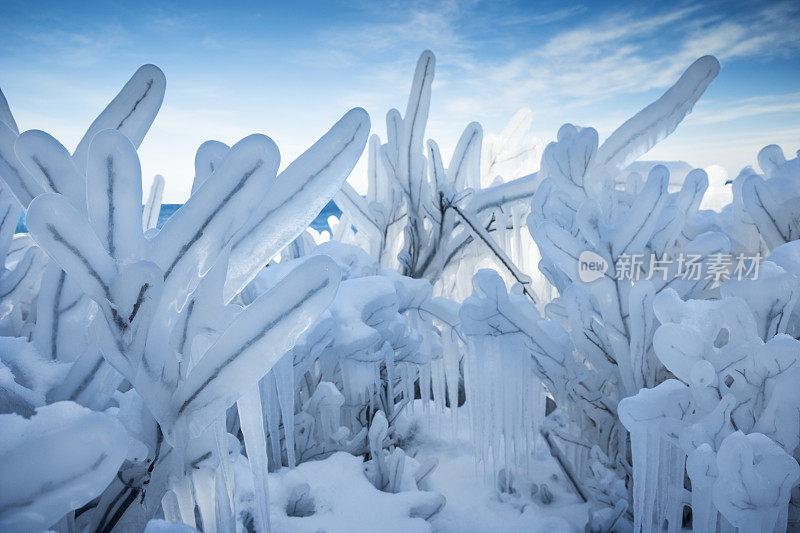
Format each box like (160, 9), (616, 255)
(541, 430), (587, 503)
(448, 202), (537, 304)
(237, 388), (272, 533)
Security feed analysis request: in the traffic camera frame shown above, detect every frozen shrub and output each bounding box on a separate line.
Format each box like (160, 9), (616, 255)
(0, 66), (166, 417)
(736, 146), (800, 250)
(713, 432), (798, 531)
(0, 63), (369, 531)
(621, 247), (800, 531)
(362, 410), (445, 518)
(462, 54), (723, 528)
(683, 145), (800, 259)
(248, 241), (460, 468)
(0, 44), (796, 533)
(334, 51), (541, 300)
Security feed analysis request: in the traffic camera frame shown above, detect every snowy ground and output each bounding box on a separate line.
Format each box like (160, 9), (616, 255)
(265, 401), (588, 532)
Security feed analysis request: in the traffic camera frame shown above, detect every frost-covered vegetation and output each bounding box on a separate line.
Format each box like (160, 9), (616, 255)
(0, 49), (798, 533)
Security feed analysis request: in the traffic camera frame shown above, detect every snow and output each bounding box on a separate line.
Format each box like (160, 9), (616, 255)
(395, 403), (588, 533)
(145, 519), (199, 533)
(428, 455), (583, 533)
(267, 452), (440, 533)
(258, 403), (586, 533)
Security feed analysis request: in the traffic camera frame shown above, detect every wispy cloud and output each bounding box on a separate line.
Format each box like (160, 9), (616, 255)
(344, 1), (797, 105)
(19, 27), (131, 67)
(311, 1), (469, 67)
(492, 5), (587, 27)
(688, 92), (800, 125)
(469, 1), (800, 113)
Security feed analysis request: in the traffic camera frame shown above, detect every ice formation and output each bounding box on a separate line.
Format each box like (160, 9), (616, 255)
(0, 63), (373, 531)
(0, 47), (798, 533)
(480, 107), (542, 188)
(620, 249), (800, 532)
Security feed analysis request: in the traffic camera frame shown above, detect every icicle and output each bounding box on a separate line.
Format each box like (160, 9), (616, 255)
(464, 335), (478, 469)
(467, 336), (486, 475)
(238, 387), (272, 533)
(629, 424), (662, 533)
(419, 360), (432, 416)
(214, 466), (235, 533)
(192, 468), (217, 533)
(262, 374), (283, 470)
(161, 490), (182, 524)
(661, 443), (685, 533)
(431, 357), (446, 419)
(400, 363), (415, 415)
(273, 355), (296, 467)
(463, 323), (547, 484)
(489, 338), (502, 480)
(383, 342), (397, 420)
(213, 415), (235, 514)
(367, 372), (376, 419)
(501, 338), (513, 475)
(169, 474), (197, 528)
(442, 330), (460, 439)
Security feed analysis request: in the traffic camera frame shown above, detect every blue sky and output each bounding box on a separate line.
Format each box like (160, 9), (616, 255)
(1, 0), (798, 201)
